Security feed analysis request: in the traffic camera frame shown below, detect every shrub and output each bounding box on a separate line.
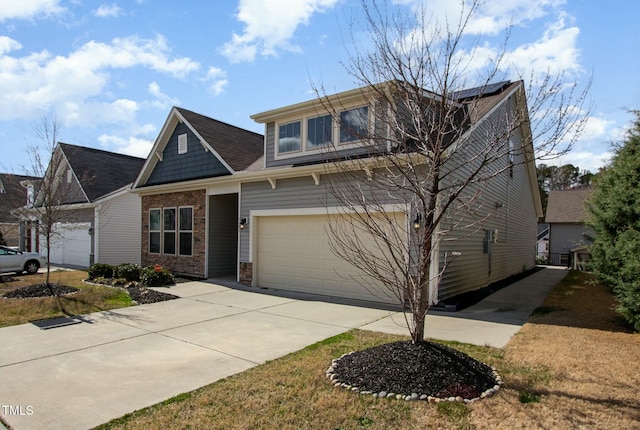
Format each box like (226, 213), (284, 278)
(88, 263), (114, 280)
(141, 266), (174, 287)
(115, 263), (142, 282)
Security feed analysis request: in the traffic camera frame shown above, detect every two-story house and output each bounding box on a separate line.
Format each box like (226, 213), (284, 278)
(133, 80), (542, 306)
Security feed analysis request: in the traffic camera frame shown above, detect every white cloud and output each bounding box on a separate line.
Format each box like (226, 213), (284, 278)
(545, 150), (612, 173)
(0, 0), (64, 22)
(62, 99), (139, 127)
(203, 67), (228, 96)
(95, 4), (123, 18)
(0, 35), (200, 122)
(98, 134), (154, 158)
(221, 0), (339, 63)
(148, 81), (180, 109)
(503, 15), (581, 81)
(400, 0), (567, 35)
(0, 36), (22, 55)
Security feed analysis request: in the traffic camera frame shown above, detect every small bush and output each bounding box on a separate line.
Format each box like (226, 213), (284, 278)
(115, 263), (142, 282)
(88, 263), (114, 280)
(141, 266), (174, 288)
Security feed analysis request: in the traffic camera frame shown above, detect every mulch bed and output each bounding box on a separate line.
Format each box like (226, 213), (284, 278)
(328, 340), (500, 401)
(125, 285), (178, 304)
(2, 283), (79, 298)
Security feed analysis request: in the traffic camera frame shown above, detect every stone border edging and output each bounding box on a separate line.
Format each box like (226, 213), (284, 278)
(325, 351), (502, 403)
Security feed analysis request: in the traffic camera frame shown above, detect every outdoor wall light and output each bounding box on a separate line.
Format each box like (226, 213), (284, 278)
(413, 213), (422, 230)
(239, 217), (247, 230)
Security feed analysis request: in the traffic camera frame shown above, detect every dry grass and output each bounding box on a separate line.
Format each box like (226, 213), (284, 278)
(0, 269), (132, 327)
(95, 270), (640, 429)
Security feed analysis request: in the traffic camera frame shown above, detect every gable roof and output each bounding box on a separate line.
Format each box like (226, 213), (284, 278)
(545, 189), (594, 223)
(0, 173), (40, 222)
(134, 107), (264, 188)
(59, 143), (145, 202)
(175, 108), (264, 172)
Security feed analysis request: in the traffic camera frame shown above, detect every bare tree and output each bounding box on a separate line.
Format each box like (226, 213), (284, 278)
(14, 113), (91, 287)
(314, 0), (590, 343)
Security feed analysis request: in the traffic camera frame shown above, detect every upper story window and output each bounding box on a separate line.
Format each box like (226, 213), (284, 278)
(307, 114), (332, 149)
(278, 121), (301, 154)
(340, 106), (369, 143)
(275, 105), (371, 159)
(67, 169), (73, 183)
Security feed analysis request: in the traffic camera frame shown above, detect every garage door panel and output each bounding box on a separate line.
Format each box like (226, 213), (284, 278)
(255, 213), (405, 304)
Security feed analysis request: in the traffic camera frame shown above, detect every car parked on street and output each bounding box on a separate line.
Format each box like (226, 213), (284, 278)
(0, 245), (47, 275)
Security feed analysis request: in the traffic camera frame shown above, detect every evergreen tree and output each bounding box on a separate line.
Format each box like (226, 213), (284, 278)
(588, 111), (640, 331)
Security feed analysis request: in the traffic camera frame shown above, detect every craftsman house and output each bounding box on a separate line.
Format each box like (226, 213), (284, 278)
(20, 143), (145, 268)
(133, 80), (541, 305)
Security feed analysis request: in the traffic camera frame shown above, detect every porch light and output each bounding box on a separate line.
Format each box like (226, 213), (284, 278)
(413, 213), (422, 230)
(239, 217), (248, 230)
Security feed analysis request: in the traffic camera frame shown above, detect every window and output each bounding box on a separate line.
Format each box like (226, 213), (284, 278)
(149, 209), (161, 254)
(340, 106), (369, 143)
(278, 121), (301, 153)
(163, 208), (176, 254)
(67, 169), (73, 183)
(178, 133), (188, 154)
(307, 114), (332, 149)
(178, 207), (193, 256)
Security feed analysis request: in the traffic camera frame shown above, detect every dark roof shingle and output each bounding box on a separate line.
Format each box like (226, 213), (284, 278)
(59, 143), (146, 202)
(175, 107), (263, 172)
(545, 189), (594, 223)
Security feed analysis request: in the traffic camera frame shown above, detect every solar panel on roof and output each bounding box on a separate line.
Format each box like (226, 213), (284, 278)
(451, 81), (511, 100)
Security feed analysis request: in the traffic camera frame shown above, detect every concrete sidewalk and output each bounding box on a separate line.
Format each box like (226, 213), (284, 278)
(362, 265), (569, 347)
(0, 266), (567, 430)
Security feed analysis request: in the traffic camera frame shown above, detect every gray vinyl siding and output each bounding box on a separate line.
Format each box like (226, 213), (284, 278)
(96, 191), (141, 265)
(208, 194), (238, 277)
(548, 223), (592, 255)
(146, 122), (230, 185)
(437, 98), (538, 301)
(239, 174), (405, 262)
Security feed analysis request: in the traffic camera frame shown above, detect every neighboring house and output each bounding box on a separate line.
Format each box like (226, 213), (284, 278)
(0, 173), (40, 247)
(544, 189), (594, 267)
(20, 143), (145, 268)
(537, 223), (549, 261)
(133, 81), (542, 305)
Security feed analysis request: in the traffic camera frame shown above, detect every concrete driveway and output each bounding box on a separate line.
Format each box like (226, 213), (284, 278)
(0, 282), (394, 430)
(0, 267), (567, 430)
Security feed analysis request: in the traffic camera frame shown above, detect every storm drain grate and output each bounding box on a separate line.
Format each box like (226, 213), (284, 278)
(31, 316), (82, 330)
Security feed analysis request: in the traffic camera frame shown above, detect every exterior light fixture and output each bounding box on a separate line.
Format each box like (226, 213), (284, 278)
(239, 217), (247, 230)
(413, 213), (422, 230)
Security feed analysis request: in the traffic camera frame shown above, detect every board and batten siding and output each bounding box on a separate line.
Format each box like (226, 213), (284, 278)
(146, 122), (230, 185)
(95, 190), (141, 265)
(437, 97), (538, 301)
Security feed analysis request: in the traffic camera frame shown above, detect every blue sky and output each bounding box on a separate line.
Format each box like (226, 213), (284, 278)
(0, 0), (637, 174)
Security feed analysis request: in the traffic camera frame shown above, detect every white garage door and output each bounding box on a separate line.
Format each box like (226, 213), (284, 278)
(45, 222), (92, 268)
(255, 213), (406, 304)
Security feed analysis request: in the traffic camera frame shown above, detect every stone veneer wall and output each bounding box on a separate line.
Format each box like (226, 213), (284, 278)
(141, 189), (207, 278)
(239, 262), (252, 285)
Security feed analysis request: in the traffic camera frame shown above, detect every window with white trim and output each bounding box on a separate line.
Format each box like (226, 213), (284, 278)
(340, 106), (369, 143)
(178, 133), (188, 154)
(178, 206), (193, 256)
(163, 208), (176, 254)
(149, 209), (161, 254)
(278, 121), (301, 154)
(275, 105), (371, 159)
